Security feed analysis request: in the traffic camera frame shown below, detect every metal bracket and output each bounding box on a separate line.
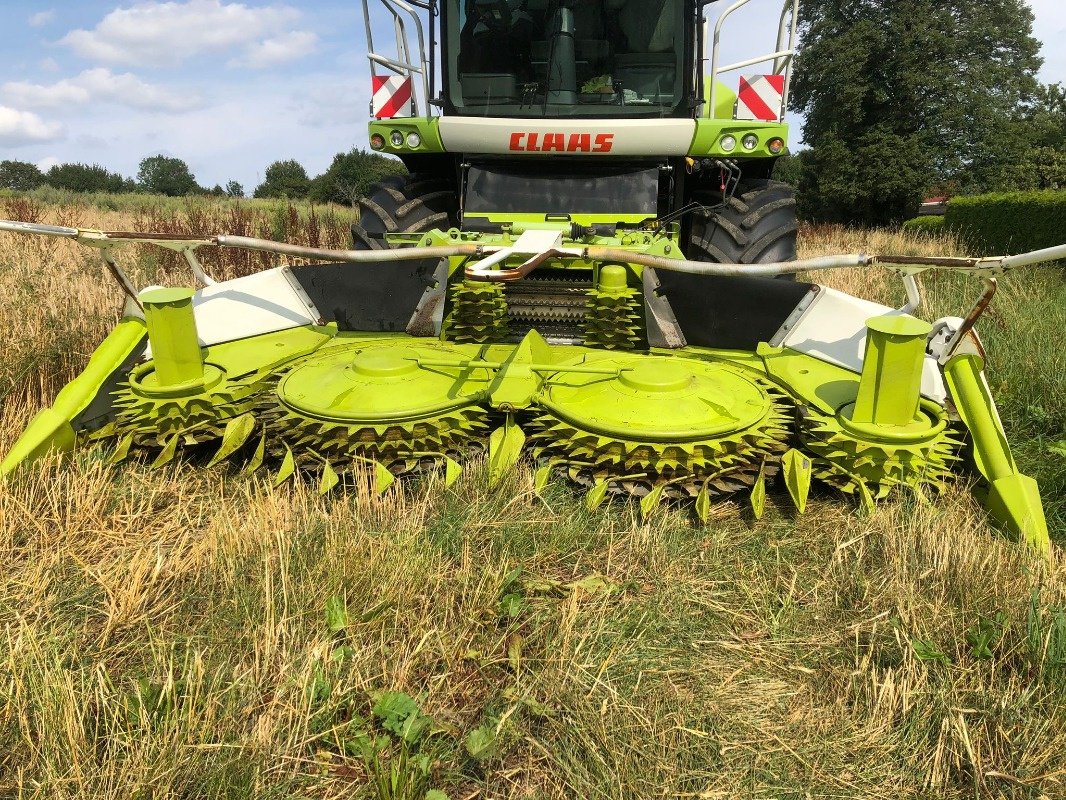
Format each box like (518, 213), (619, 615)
(465, 229), (566, 282)
(280, 266), (326, 326)
(406, 260), (449, 336)
(642, 268), (687, 349)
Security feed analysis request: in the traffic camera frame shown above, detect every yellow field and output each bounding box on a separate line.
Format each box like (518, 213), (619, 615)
(1, 197), (1065, 798)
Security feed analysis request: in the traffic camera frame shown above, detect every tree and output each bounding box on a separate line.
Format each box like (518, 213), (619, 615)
(46, 163), (133, 193)
(771, 153), (802, 188)
(309, 149), (407, 205)
(791, 0), (1043, 225)
(965, 83), (1066, 191)
(254, 159), (311, 199)
(0, 160), (46, 192)
(137, 155), (200, 196)
(225, 180), (244, 198)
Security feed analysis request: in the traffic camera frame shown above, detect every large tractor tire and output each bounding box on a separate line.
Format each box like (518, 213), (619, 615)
(351, 173), (459, 250)
(687, 179), (798, 268)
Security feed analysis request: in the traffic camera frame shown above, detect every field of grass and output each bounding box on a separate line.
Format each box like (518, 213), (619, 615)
(1, 199), (1065, 799)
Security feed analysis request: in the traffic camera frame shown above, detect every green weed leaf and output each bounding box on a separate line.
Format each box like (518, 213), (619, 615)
(465, 724), (497, 760)
(325, 595), (348, 634)
(911, 638), (949, 663)
(372, 691), (433, 745)
(566, 573), (619, 597)
(966, 613), (1006, 660)
(499, 593), (528, 619)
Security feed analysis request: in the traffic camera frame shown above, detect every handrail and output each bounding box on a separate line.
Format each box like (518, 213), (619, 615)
(361, 0), (433, 116)
(707, 0), (799, 119)
(717, 50), (794, 75)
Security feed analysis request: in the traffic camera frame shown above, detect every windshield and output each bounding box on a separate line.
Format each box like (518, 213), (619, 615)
(444, 0), (690, 117)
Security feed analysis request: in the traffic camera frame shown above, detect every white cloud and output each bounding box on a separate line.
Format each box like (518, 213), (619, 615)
(36, 156), (61, 172)
(39, 57), (61, 72)
(2, 69), (203, 113)
(28, 10), (56, 28)
(60, 0), (314, 69)
(230, 31), (318, 69)
(0, 106), (65, 146)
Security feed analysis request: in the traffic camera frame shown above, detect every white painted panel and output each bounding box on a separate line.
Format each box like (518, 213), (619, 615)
(437, 117), (696, 156)
(144, 268), (318, 357)
(780, 286), (947, 404)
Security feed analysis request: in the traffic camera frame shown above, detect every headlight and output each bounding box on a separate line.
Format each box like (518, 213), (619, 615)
(406, 132), (422, 149)
(768, 137), (786, 155)
(370, 133), (385, 150)
(742, 134), (759, 151)
(390, 130), (404, 147)
(720, 135), (737, 152)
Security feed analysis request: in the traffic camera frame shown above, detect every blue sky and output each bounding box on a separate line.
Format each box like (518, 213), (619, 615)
(1, 1), (1064, 192)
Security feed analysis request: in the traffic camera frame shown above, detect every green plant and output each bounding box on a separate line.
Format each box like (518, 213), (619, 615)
(1027, 590), (1066, 682)
(965, 613), (1006, 660)
(945, 190), (1066, 255)
(372, 692), (435, 745)
(369, 739), (437, 800)
(902, 215), (945, 235)
(911, 638), (950, 663)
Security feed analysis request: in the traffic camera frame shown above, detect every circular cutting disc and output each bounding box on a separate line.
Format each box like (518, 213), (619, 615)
(541, 355), (775, 442)
(277, 342), (489, 424)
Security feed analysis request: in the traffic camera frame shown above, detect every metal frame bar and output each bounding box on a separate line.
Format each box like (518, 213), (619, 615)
(5, 218), (1065, 280)
(708, 0), (800, 118)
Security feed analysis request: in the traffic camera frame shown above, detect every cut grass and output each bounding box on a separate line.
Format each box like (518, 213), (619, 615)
(1, 203), (1065, 798)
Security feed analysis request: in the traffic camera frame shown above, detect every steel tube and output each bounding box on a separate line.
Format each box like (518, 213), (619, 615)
(0, 220), (79, 238)
(709, 0), (753, 114)
(1001, 242), (1066, 269)
(581, 248), (872, 278)
(214, 235), (497, 263)
(716, 50), (795, 75)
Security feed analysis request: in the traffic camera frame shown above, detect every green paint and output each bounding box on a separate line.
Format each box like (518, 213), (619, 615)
(140, 287), (204, 389)
(540, 356), (771, 441)
(585, 268), (642, 350)
(704, 79), (739, 120)
(944, 353), (1049, 552)
(368, 117), (445, 155)
(639, 483), (666, 518)
(531, 354), (790, 500)
(0, 316), (146, 476)
(488, 329), (552, 410)
(0, 256), (1046, 553)
(277, 343), (488, 423)
(207, 413), (257, 467)
(943, 354), (1015, 480)
(488, 417), (525, 487)
(689, 119), (789, 158)
(366, 113), (787, 162)
(852, 315), (933, 426)
(597, 264), (628, 291)
(782, 449), (812, 513)
(750, 463), (767, 520)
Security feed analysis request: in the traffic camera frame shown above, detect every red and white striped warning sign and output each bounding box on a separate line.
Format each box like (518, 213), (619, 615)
(736, 74), (785, 122)
(372, 75), (412, 119)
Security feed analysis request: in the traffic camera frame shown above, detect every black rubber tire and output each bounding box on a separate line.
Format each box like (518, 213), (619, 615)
(687, 179), (798, 268)
(350, 173), (459, 250)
